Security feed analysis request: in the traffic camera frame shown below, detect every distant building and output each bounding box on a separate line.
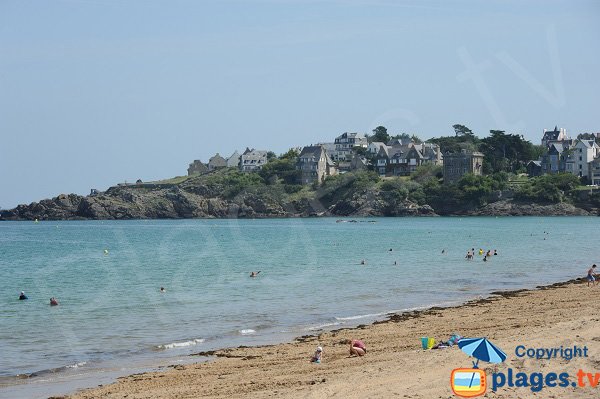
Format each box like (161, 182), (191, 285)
(542, 126), (569, 148)
(374, 141), (442, 176)
(540, 143), (570, 174)
(571, 139), (600, 179)
(297, 145), (338, 184)
(443, 150), (484, 184)
(367, 142), (387, 156)
(526, 160), (542, 177)
(226, 151), (241, 168)
(208, 153), (227, 171)
(350, 154), (369, 171)
(415, 143), (443, 166)
(375, 145), (391, 175)
(187, 160), (209, 175)
(333, 132), (367, 161)
(240, 148), (268, 172)
(589, 158), (600, 186)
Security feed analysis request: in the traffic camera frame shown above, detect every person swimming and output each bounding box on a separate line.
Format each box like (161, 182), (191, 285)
(250, 271), (261, 277)
(360, 259), (366, 265)
(160, 287), (166, 293)
(19, 291), (27, 300)
(50, 297), (59, 306)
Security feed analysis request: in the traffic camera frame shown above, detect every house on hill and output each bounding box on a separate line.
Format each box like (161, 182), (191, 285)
(571, 139), (600, 179)
(187, 160), (209, 175)
(542, 126), (569, 148)
(589, 158), (600, 186)
(226, 151), (241, 168)
(540, 143), (570, 175)
(208, 153), (227, 171)
(333, 132), (367, 161)
(443, 150), (484, 184)
(240, 148), (268, 172)
(297, 145), (338, 184)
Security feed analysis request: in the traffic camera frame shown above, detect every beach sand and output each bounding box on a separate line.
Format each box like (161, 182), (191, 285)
(66, 279), (600, 399)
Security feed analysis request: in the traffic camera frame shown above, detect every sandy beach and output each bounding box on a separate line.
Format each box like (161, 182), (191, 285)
(64, 279), (600, 399)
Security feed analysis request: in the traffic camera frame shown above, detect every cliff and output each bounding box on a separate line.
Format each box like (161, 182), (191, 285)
(1, 170), (596, 221)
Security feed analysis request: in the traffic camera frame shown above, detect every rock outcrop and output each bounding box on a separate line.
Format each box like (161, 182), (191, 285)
(1, 175), (596, 221)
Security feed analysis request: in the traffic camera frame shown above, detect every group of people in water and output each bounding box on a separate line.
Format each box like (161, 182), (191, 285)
(465, 248), (498, 261)
(18, 291), (59, 306)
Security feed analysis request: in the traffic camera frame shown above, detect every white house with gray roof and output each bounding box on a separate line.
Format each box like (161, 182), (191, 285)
(571, 139), (600, 179)
(240, 148), (268, 172)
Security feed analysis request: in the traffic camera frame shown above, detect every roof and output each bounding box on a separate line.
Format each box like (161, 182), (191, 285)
(298, 145), (336, 166)
(527, 160), (542, 167)
(577, 139), (599, 149)
(208, 153), (227, 165)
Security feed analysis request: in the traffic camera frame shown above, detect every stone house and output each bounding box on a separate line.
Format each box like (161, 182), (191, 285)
(443, 150), (484, 184)
(188, 160), (209, 175)
(297, 145), (338, 184)
(240, 148), (268, 172)
(208, 153), (227, 171)
(226, 151), (241, 168)
(374, 142), (442, 176)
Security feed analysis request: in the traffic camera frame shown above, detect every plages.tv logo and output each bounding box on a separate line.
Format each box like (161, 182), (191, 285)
(450, 337), (507, 397)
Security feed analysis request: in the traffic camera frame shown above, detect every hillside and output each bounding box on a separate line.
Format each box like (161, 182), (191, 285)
(1, 168), (597, 220)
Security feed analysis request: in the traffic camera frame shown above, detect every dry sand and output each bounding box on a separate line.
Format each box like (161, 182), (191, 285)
(65, 279), (600, 399)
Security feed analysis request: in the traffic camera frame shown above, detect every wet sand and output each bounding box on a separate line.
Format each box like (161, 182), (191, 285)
(66, 279), (600, 399)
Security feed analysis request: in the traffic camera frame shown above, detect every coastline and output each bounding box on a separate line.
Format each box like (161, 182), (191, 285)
(62, 277), (600, 399)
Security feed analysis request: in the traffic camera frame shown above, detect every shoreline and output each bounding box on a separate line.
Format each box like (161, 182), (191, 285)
(61, 277), (600, 399)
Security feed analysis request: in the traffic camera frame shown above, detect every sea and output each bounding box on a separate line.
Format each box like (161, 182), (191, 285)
(0, 217), (597, 398)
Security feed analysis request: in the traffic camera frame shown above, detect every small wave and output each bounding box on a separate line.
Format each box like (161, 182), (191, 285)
(305, 322), (342, 331)
(239, 329), (256, 335)
(335, 312), (387, 321)
(65, 361), (87, 369)
(157, 338), (205, 350)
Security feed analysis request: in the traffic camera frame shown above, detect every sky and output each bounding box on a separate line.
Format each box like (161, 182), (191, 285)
(0, 0), (599, 208)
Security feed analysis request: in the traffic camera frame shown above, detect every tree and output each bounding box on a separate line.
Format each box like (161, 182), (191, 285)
(411, 134), (422, 144)
(453, 124), (474, 137)
(266, 151), (277, 161)
(480, 130), (540, 174)
(371, 126), (390, 144)
(392, 133), (411, 140)
(279, 148), (299, 160)
(259, 157), (300, 185)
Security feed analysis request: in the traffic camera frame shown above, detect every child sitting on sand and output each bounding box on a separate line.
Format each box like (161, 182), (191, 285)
(310, 346), (323, 363)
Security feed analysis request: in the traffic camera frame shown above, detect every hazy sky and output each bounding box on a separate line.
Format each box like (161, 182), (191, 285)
(1, 0), (598, 208)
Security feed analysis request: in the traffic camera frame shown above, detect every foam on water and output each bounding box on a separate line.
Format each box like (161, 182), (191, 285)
(156, 339), (205, 350)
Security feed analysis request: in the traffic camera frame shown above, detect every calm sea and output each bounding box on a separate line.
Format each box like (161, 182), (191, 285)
(0, 217), (597, 398)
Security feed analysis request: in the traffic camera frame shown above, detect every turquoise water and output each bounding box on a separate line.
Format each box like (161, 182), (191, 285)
(0, 217), (597, 396)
